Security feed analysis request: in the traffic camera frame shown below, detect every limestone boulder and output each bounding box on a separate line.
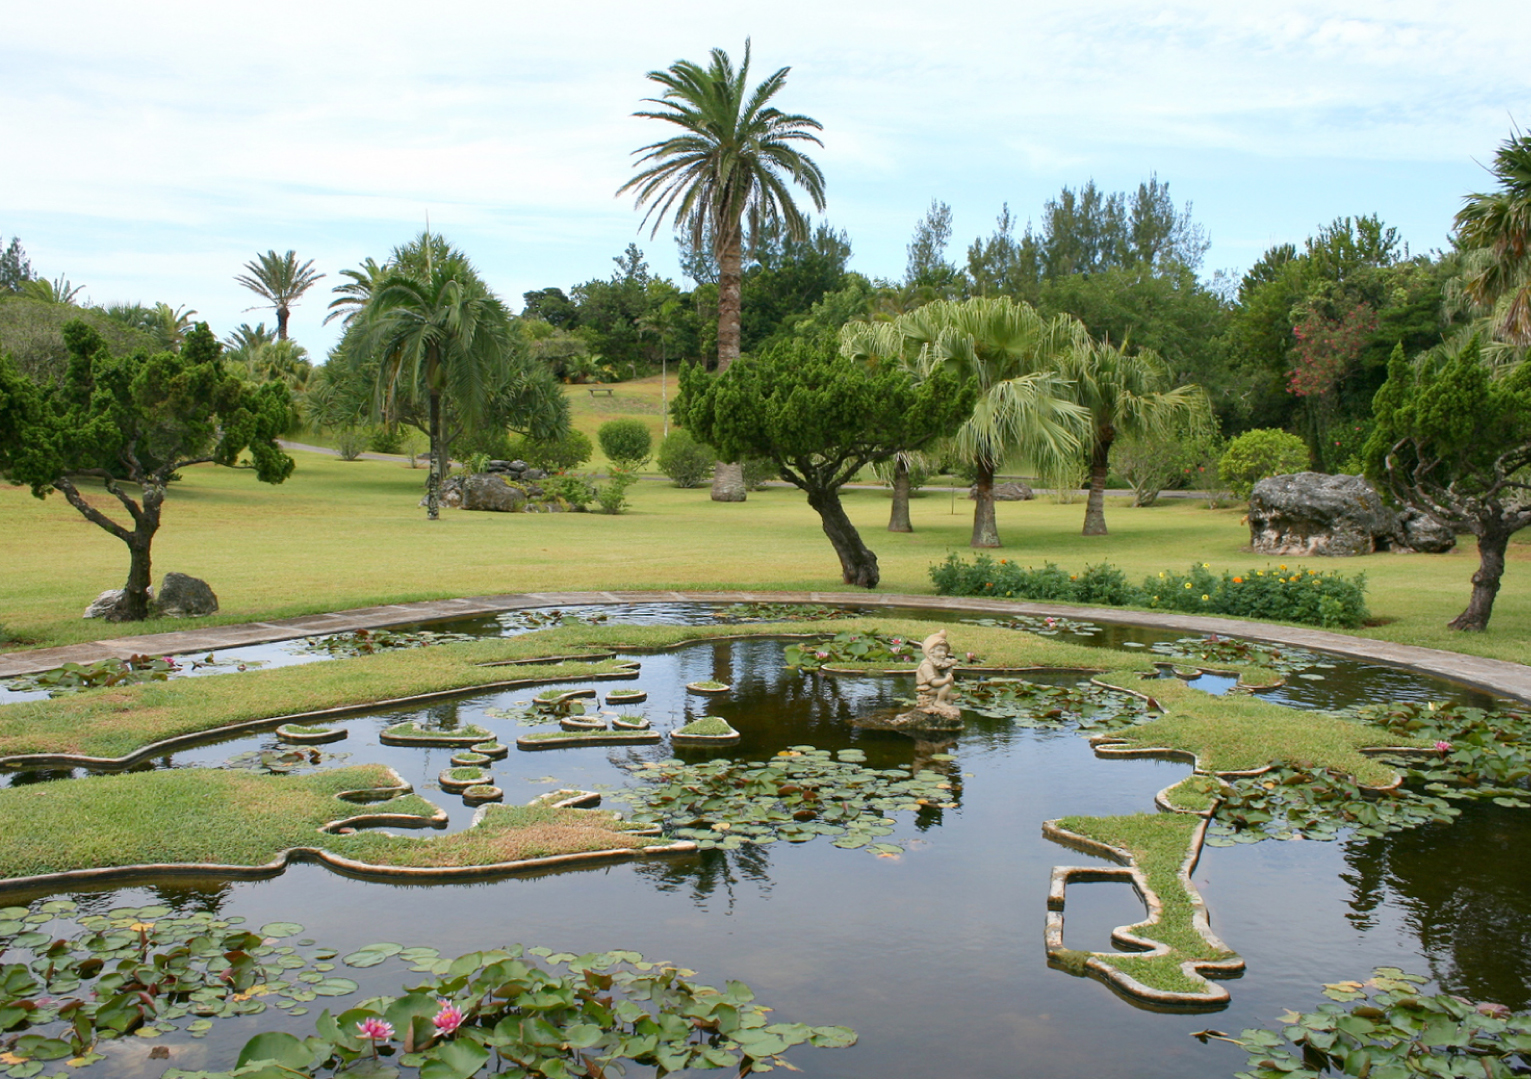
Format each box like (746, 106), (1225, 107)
(461, 473), (529, 513)
(1248, 473), (1396, 557)
(154, 573), (219, 618)
(1393, 508), (1456, 553)
(967, 482), (1034, 501)
(83, 587), (151, 620)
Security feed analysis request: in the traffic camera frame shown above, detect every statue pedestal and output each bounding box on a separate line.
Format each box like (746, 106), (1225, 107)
(852, 702), (963, 733)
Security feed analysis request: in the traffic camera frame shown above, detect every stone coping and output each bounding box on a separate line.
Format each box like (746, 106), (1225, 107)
(4, 591), (1528, 704)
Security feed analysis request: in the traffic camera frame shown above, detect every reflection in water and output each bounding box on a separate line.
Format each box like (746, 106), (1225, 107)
(633, 846), (776, 911)
(1342, 802), (1531, 1009)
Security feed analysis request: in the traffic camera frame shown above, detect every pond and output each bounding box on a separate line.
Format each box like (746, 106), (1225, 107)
(0, 610), (1527, 1078)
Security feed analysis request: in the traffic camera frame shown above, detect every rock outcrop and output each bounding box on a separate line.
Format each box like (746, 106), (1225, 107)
(1249, 473), (1455, 556)
(154, 573), (219, 617)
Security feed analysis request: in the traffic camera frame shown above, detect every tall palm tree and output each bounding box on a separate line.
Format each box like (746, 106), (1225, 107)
(1051, 338), (1210, 536)
(618, 40), (826, 501)
(236, 250), (325, 340)
(354, 234), (511, 520)
(1455, 130), (1531, 346)
(149, 302), (199, 352)
(880, 298), (1090, 548)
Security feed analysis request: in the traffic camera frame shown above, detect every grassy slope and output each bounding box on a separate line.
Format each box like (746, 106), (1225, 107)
(3, 394), (1528, 662)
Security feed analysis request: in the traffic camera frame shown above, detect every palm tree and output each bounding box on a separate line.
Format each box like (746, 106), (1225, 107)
(1051, 338), (1210, 535)
(876, 298), (1090, 548)
(638, 297), (682, 437)
(618, 40), (825, 501)
(149, 302), (199, 351)
(235, 250), (325, 340)
(20, 275), (86, 305)
(354, 234), (511, 520)
(1455, 130), (1531, 345)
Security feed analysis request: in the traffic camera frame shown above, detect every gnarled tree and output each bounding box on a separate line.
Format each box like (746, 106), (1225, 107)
(1364, 338), (1531, 631)
(0, 322), (294, 620)
(674, 335), (975, 587)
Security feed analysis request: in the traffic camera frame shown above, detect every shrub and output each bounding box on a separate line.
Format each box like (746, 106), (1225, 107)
(742, 456), (778, 491)
(655, 429), (716, 488)
(546, 474), (596, 510)
(334, 429), (367, 462)
(509, 429), (593, 474)
(596, 469), (639, 514)
(1218, 428), (1310, 501)
(929, 555), (1368, 628)
(597, 418), (653, 469)
(1112, 431), (1183, 507)
(366, 425), (406, 454)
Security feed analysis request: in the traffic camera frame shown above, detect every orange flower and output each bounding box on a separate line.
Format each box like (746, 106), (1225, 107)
(1232, 577), (1243, 583)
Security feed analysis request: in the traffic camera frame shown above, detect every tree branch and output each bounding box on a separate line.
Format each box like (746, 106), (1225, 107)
(52, 476), (134, 544)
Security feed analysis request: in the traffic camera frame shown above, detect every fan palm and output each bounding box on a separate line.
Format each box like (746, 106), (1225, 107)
(1455, 131), (1531, 346)
(354, 235), (512, 520)
(236, 250), (325, 340)
(1051, 338), (1210, 535)
(618, 40), (825, 501)
(869, 298), (1090, 548)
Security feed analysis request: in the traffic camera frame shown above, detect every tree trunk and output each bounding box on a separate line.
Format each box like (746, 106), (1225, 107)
(970, 455), (1000, 548)
(1082, 435), (1112, 536)
(888, 456), (913, 532)
(806, 485), (880, 588)
(54, 474), (162, 622)
(116, 528), (156, 622)
(276, 305), (290, 342)
(426, 390), (442, 521)
(1448, 527), (1509, 631)
(710, 225), (747, 503)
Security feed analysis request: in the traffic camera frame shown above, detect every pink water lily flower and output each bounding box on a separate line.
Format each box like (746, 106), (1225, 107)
(1435, 740), (1453, 753)
(433, 1001), (465, 1036)
(357, 1017), (394, 1045)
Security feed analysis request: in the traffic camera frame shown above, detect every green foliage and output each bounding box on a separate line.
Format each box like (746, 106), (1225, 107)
(930, 555), (1370, 628)
(544, 473), (597, 509)
(0, 296), (157, 385)
(596, 417), (652, 468)
(509, 428), (593, 474)
(674, 715), (734, 736)
(4, 655), (177, 696)
(1358, 700), (1531, 793)
(782, 630), (923, 670)
(366, 425), (407, 454)
(741, 455), (778, 490)
(623, 746), (953, 852)
(655, 427), (716, 487)
(1219, 968), (1531, 1078)
(960, 678), (1152, 732)
(334, 428), (366, 461)
(1208, 765), (1461, 846)
(297, 628), (476, 657)
(1218, 428), (1310, 499)
(596, 468), (639, 514)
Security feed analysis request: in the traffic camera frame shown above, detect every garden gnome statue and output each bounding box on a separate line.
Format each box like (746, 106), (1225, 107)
(913, 630), (961, 722)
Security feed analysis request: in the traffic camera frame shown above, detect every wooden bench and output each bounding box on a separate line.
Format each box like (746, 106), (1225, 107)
(586, 387), (614, 398)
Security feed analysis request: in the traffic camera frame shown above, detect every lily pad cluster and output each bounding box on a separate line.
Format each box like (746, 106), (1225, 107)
(225, 747), (348, 775)
(1149, 635), (1327, 677)
(3, 654), (180, 697)
(484, 703), (559, 728)
(783, 630), (927, 671)
(0, 901), (355, 1074)
(620, 747), (956, 853)
(960, 677), (1152, 731)
(217, 946), (855, 1079)
(1208, 766), (1461, 846)
(962, 614), (1103, 638)
(715, 602), (861, 623)
(1359, 701), (1531, 799)
(495, 608), (610, 632)
(1206, 968), (1531, 1078)
(298, 628), (476, 658)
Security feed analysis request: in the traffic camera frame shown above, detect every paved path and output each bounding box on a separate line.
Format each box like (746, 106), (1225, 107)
(4, 591), (1530, 704)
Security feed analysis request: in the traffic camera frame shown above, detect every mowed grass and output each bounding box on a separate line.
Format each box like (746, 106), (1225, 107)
(3, 425), (1529, 662)
(0, 763), (662, 880)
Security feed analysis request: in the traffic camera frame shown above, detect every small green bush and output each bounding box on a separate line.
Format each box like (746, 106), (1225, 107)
(1218, 429), (1310, 501)
(510, 429), (593, 474)
(597, 419), (653, 469)
(742, 457), (778, 491)
(334, 429), (367, 462)
(929, 554), (1368, 628)
(656, 429), (716, 488)
(366, 425), (407, 454)
(596, 469), (639, 514)
(546, 474), (596, 510)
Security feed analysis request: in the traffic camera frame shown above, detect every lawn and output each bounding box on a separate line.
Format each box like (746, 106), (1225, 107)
(2, 427), (1528, 662)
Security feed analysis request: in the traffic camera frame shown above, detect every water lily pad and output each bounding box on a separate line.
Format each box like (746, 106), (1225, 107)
(260, 922), (305, 939)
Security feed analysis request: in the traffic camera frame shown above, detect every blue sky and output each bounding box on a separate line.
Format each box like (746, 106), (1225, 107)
(3, 0), (1527, 358)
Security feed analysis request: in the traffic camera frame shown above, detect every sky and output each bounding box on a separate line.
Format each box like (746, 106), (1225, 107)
(3, 0), (1528, 359)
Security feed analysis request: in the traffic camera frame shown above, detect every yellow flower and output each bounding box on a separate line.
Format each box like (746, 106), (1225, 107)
(1184, 582), (1192, 589)
(1201, 594), (1209, 601)
(1279, 564), (1287, 571)
(1201, 562), (1210, 569)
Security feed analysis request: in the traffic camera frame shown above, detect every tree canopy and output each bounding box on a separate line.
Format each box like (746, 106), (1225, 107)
(675, 335), (975, 587)
(0, 322), (293, 620)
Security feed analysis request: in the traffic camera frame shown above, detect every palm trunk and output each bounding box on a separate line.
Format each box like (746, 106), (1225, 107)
(426, 390), (442, 521)
(888, 456), (913, 532)
(276, 305), (290, 342)
(970, 455), (1000, 548)
(710, 225), (746, 503)
(1448, 527), (1509, 631)
(806, 485), (880, 588)
(1082, 435), (1112, 536)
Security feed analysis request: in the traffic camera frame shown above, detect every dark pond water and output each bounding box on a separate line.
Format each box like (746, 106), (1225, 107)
(1, 615), (1528, 1077)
